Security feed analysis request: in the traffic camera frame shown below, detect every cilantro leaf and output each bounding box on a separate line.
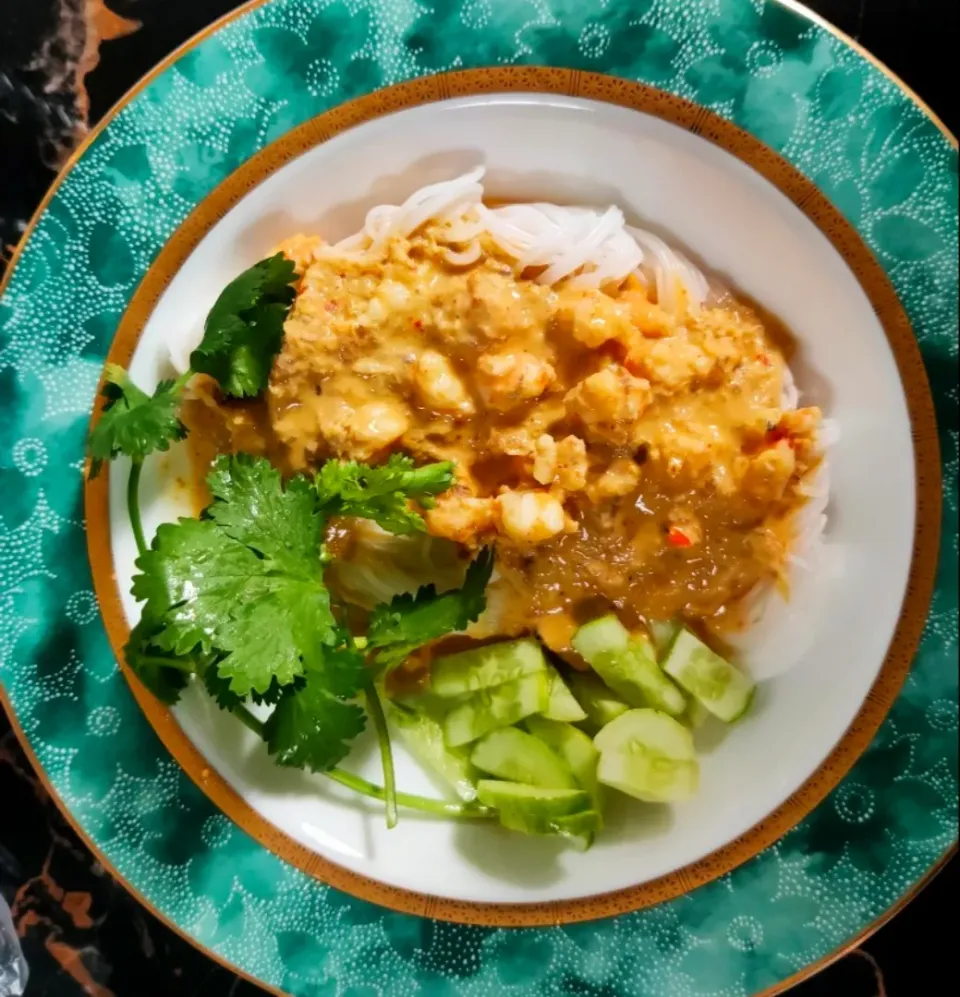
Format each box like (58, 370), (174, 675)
(315, 454), (455, 534)
(131, 455), (337, 698)
(190, 253), (298, 398)
(206, 452), (325, 571)
(366, 547), (494, 668)
(264, 641), (368, 772)
(202, 668), (296, 712)
(124, 618), (192, 705)
(202, 663), (243, 712)
(88, 364), (187, 476)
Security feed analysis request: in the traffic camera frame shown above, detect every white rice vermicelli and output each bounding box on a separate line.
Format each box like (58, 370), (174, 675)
(315, 167), (709, 307)
(726, 417), (838, 680)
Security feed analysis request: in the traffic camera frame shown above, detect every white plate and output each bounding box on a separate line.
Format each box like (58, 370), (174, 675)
(109, 94), (914, 905)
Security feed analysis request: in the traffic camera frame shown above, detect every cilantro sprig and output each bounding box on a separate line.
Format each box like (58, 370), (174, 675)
(89, 254), (496, 827)
(126, 453), (493, 800)
(88, 254), (297, 487)
(367, 548), (495, 668)
(190, 253), (297, 397)
(315, 454), (455, 534)
(88, 365), (190, 478)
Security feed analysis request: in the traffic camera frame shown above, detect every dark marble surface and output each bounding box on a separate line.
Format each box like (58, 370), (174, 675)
(0, 1), (956, 994)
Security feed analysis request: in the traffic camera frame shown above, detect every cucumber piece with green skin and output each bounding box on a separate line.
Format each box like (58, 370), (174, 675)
(682, 698), (711, 730)
(443, 671), (549, 747)
(525, 715), (603, 814)
(553, 810), (602, 851)
(542, 665), (588, 723)
(598, 751), (700, 803)
(649, 619), (681, 656)
(594, 708), (700, 803)
(429, 639), (546, 699)
(572, 615), (687, 717)
(475, 780), (591, 818)
(571, 615), (631, 660)
(568, 671), (630, 728)
(498, 808), (602, 849)
(470, 727), (578, 789)
(594, 707), (695, 757)
(384, 699), (479, 801)
(475, 780), (597, 847)
(662, 629), (755, 722)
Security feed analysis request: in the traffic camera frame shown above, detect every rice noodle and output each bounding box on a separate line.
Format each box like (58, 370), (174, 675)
(313, 167), (709, 311)
(726, 418), (839, 679)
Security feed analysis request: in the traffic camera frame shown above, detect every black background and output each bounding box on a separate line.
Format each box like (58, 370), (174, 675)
(0, 1), (956, 994)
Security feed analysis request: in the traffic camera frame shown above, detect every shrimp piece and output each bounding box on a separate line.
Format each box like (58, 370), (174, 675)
(496, 490), (574, 545)
(558, 291), (635, 349)
(640, 338), (714, 391)
(466, 270), (547, 341)
(742, 440), (797, 502)
(554, 435), (588, 491)
(475, 350), (556, 412)
(566, 365), (652, 446)
(425, 494), (497, 545)
(534, 434), (589, 491)
(778, 406), (822, 437)
(532, 434), (558, 485)
(587, 457), (641, 503)
(349, 401), (410, 459)
(414, 350), (475, 415)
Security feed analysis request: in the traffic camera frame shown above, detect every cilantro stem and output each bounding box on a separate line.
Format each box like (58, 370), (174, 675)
(364, 685), (399, 829)
(235, 703), (266, 738)
(233, 704), (491, 820)
(323, 768), (494, 820)
(135, 654), (196, 674)
(172, 369), (195, 393)
(128, 458), (148, 558)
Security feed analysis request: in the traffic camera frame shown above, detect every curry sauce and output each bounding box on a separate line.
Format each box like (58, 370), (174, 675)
(183, 222), (822, 652)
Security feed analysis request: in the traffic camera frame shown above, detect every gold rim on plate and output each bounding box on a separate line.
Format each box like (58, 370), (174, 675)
(0, 0), (950, 988)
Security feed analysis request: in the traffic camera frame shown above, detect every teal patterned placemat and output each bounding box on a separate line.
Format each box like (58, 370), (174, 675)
(0, 1), (956, 993)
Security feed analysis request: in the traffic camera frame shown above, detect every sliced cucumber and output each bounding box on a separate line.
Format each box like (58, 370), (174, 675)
(552, 810), (602, 851)
(568, 671), (630, 729)
(594, 708), (699, 803)
(542, 665), (588, 723)
(573, 615), (687, 717)
(649, 619), (681, 656)
(470, 727), (577, 789)
(662, 629), (755, 723)
(475, 780), (591, 818)
(525, 715), (603, 813)
(429, 639), (546, 699)
(442, 671), (549, 747)
(598, 751), (699, 803)
(384, 699), (479, 801)
(475, 780), (597, 847)
(682, 698), (711, 730)
(571, 615), (631, 660)
(594, 707), (695, 757)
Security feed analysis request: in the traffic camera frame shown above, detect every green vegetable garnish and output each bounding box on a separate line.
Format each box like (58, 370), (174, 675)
(366, 547), (495, 668)
(89, 254), (298, 479)
(123, 617), (191, 705)
(189, 252), (298, 397)
(88, 255), (495, 827)
(263, 642), (368, 774)
(315, 453), (455, 534)
(88, 364), (189, 478)
(132, 458), (338, 699)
